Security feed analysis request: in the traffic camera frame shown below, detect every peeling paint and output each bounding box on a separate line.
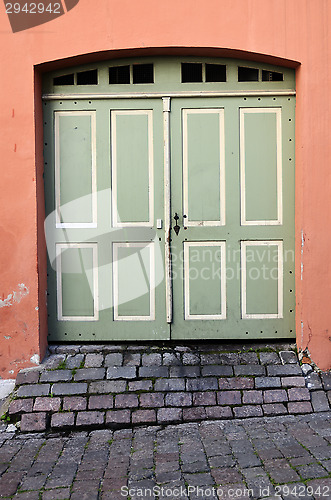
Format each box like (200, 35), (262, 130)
(30, 354), (40, 365)
(4, 336), (11, 340)
(301, 230), (304, 280)
(301, 230), (305, 254)
(301, 321), (304, 345)
(0, 283), (29, 308)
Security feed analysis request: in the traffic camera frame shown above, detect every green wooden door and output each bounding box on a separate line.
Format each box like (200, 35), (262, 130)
(44, 93), (295, 342)
(170, 96), (295, 339)
(44, 98), (169, 342)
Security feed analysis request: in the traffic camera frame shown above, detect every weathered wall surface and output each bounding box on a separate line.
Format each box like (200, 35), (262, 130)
(0, 0), (330, 376)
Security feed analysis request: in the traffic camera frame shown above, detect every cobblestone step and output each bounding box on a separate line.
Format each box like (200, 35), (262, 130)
(4, 343), (331, 433)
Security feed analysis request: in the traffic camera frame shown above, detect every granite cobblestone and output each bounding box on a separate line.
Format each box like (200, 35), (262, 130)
(281, 376), (306, 387)
(263, 389), (289, 403)
(219, 376), (254, 390)
(305, 372), (323, 390)
(311, 391), (330, 412)
(279, 351), (299, 364)
(104, 353), (123, 366)
(63, 396), (87, 411)
(9, 399), (33, 414)
(217, 390), (241, 405)
(142, 353), (162, 366)
(20, 412), (47, 432)
(170, 366), (200, 377)
(17, 384), (50, 398)
(51, 382), (87, 395)
(288, 387), (311, 401)
(234, 364), (266, 376)
(123, 353), (141, 366)
(128, 380), (153, 391)
(183, 407), (207, 421)
(182, 353), (199, 365)
(115, 394), (138, 408)
(74, 368), (105, 381)
(206, 406), (233, 419)
(33, 397), (61, 412)
(89, 380), (126, 393)
(89, 395), (113, 410)
(263, 403), (288, 415)
(202, 365), (233, 376)
(39, 370), (73, 383)
(267, 365), (302, 376)
(132, 409), (156, 424)
(259, 352), (281, 365)
(321, 373), (331, 390)
(76, 411), (105, 427)
(140, 393), (164, 407)
(242, 390), (263, 404)
(15, 371), (40, 385)
(233, 405), (263, 418)
(139, 366), (169, 378)
(84, 353), (104, 368)
(51, 412), (75, 429)
(186, 378), (218, 391)
(106, 409), (131, 425)
(165, 392), (192, 407)
(192, 391), (216, 406)
(66, 354), (85, 369)
(255, 376), (282, 388)
(107, 367), (136, 379)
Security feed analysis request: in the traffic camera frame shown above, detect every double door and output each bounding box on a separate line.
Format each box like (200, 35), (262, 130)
(44, 95), (295, 341)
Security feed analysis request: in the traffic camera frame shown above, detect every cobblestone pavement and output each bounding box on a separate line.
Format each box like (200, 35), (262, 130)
(4, 343), (331, 433)
(0, 413), (330, 499)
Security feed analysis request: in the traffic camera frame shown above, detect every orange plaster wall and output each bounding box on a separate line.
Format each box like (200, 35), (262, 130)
(0, 0), (330, 376)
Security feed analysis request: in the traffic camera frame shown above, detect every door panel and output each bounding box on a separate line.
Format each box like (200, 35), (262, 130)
(170, 96), (295, 340)
(183, 109), (225, 225)
(240, 109), (281, 225)
(112, 110), (153, 226)
(44, 99), (168, 342)
(184, 241), (226, 320)
(57, 243), (98, 320)
(241, 241), (283, 318)
(55, 111), (96, 226)
(113, 242), (155, 320)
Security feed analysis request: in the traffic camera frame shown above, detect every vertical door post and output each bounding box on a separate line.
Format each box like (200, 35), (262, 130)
(163, 97), (172, 323)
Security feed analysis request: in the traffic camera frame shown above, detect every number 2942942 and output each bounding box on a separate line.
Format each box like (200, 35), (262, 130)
(5, 3), (61, 14)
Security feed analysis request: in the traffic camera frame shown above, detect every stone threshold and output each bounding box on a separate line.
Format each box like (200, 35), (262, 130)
(4, 342), (331, 433)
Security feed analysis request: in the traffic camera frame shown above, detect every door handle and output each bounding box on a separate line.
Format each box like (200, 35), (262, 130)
(173, 213), (180, 235)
